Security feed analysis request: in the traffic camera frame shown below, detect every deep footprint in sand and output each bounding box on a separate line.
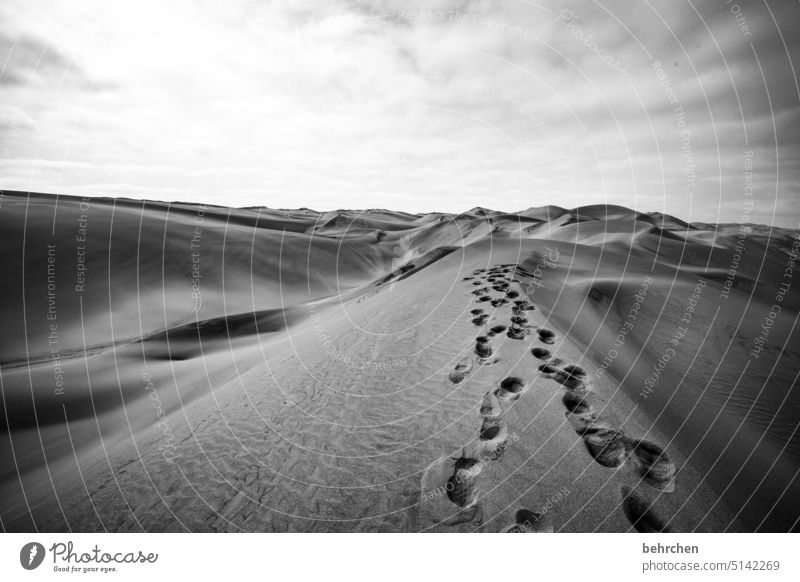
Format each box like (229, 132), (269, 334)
(479, 391), (502, 420)
(538, 363), (559, 374)
(621, 486), (672, 532)
(538, 329), (556, 344)
(470, 308), (484, 315)
(478, 419), (509, 452)
(531, 347), (552, 360)
(447, 457), (483, 508)
(475, 418), (510, 462)
(507, 324), (529, 340)
(562, 389), (595, 417)
(448, 357), (473, 384)
(495, 376), (528, 401)
(474, 338), (498, 364)
(551, 367), (588, 390)
(565, 411), (612, 435)
(626, 439), (676, 492)
(503, 508), (554, 533)
(583, 428), (627, 467)
(513, 300), (533, 312)
(472, 314), (489, 326)
(562, 364), (587, 379)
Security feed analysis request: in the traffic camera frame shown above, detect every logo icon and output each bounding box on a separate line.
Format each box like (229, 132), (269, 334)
(20, 542), (46, 570)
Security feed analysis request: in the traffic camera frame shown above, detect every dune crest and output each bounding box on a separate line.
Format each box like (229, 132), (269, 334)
(1, 191), (798, 532)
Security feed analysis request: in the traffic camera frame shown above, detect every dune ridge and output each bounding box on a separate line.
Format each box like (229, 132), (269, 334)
(1, 190), (798, 532)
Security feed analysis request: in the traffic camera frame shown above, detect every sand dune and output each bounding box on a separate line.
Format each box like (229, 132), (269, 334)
(1, 191), (798, 532)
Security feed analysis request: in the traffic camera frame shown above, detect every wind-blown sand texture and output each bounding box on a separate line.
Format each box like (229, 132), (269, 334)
(1, 192), (798, 532)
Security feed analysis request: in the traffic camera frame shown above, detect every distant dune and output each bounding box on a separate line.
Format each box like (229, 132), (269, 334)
(1, 190), (798, 532)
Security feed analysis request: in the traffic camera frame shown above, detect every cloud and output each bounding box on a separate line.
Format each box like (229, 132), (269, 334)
(0, 0), (797, 227)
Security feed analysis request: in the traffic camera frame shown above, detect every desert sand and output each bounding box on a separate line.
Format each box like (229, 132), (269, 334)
(1, 191), (798, 532)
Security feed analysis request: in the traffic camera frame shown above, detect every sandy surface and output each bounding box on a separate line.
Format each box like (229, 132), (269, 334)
(1, 192), (798, 532)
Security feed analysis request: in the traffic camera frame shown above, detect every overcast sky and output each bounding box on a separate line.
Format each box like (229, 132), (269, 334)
(1, 0), (798, 226)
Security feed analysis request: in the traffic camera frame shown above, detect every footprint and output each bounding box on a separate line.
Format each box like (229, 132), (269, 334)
(565, 411), (611, 435)
(538, 363), (559, 374)
(447, 457), (483, 508)
(479, 418), (506, 442)
(420, 454), (482, 528)
(531, 347), (552, 360)
(583, 428), (627, 467)
(626, 439), (676, 493)
(479, 391), (502, 420)
(495, 376), (528, 401)
(472, 314), (489, 326)
(561, 389), (595, 416)
(562, 365), (587, 379)
(474, 338), (497, 363)
(477, 296), (491, 303)
(475, 415), (510, 462)
(506, 290), (520, 299)
(448, 357), (473, 384)
(470, 308), (484, 315)
(510, 315), (528, 326)
(506, 325), (529, 340)
(472, 281), (482, 286)
(490, 325), (507, 334)
(538, 329), (556, 344)
(551, 369), (587, 390)
(621, 486), (672, 532)
(503, 508), (554, 533)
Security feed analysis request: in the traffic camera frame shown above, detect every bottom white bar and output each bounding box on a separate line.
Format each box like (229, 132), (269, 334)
(2, 534), (797, 581)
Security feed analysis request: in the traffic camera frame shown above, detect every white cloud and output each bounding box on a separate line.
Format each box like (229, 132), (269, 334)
(0, 0), (797, 226)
